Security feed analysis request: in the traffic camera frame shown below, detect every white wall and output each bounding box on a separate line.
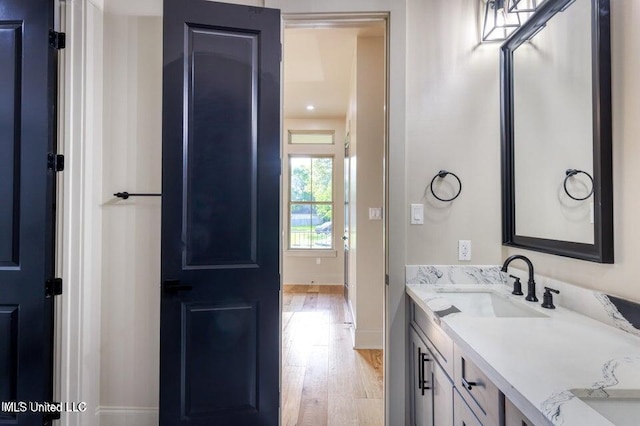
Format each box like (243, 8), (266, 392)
(100, 13), (162, 426)
(345, 36), (385, 349)
(406, 0), (503, 266)
(282, 118), (345, 285)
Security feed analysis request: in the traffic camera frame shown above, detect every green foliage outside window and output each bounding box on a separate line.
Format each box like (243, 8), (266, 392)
(289, 156), (333, 249)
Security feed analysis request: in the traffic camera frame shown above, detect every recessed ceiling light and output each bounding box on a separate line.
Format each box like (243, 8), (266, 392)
(306, 105), (315, 111)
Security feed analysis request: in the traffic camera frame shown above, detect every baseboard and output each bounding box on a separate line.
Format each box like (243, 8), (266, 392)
(97, 406), (158, 426)
(353, 328), (383, 349)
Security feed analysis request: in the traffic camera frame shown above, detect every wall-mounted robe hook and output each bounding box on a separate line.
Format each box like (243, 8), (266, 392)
(563, 169), (594, 201)
(114, 192), (162, 200)
(429, 170), (462, 202)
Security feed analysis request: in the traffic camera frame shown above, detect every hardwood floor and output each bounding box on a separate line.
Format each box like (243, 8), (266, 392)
(282, 285), (384, 426)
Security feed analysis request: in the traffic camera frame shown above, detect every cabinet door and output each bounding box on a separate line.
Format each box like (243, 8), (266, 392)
(453, 345), (501, 425)
(505, 397), (534, 426)
(454, 389), (482, 426)
(433, 359), (453, 426)
(409, 327), (433, 426)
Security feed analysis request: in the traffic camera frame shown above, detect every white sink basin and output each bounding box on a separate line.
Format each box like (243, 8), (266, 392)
(432, 290), (548, 318)
(571, 390), (640, 426)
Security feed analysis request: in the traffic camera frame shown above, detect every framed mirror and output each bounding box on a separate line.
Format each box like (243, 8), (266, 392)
(501, 0), (613, 263)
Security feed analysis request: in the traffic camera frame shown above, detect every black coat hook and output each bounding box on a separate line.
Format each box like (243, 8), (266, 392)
(430, 170), (462, 202)
(114, 192), (162, 200)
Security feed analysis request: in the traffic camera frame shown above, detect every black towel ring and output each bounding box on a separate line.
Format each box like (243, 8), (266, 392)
(563, 169), (594, 201)
(430, 170), (462, 202)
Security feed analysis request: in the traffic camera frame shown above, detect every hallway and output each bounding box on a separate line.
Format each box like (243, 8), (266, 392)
(282, 285), (384, 426)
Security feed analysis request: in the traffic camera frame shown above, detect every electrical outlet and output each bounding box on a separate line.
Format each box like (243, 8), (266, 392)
(316, 258), (321, 265)
(369, 207), (383, 220)
(458, 240), (471, 261)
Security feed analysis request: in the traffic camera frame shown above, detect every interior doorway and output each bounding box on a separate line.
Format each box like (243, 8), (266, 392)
(280, 15), (388, 425)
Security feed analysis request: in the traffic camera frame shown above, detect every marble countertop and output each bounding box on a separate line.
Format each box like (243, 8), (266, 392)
(407, 283), (640, 426)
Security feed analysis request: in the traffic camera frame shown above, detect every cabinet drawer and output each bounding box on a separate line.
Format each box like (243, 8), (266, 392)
(454, 388), (482, 426)
(454, 345), (500, 426)
(411, 301), (454, 377)
(505, 397), (534, 426)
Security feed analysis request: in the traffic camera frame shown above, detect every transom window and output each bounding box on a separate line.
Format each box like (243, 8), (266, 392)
(289, 156), (334, 249)
(288, 130), (335, 145)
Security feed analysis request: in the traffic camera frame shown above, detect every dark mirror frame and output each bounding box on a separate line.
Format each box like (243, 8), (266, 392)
(501, 0), (613, 263)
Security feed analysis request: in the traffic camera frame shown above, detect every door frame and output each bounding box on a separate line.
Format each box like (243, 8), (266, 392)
(55, 1), (105, 424)
(280, 9), (391, 418)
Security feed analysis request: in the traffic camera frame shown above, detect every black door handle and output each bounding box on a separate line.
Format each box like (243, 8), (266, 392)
(163, 279), (193, 293)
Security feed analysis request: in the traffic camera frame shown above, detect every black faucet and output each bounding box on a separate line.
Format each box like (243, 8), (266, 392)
(501, 255), (538, 302)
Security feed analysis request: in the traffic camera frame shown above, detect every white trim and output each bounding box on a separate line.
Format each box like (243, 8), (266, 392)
(87, 0), (104, 11)
(96, 406), (158, 426)
(276, 12), (404, 422)
(353, 329), (384, 350)
(57, 1), (104, 425)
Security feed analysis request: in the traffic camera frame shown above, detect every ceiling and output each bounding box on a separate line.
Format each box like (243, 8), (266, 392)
(284, 25), (384, 119)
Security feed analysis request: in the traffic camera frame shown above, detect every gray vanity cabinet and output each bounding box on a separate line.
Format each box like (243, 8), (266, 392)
(409, 299), (535, 426)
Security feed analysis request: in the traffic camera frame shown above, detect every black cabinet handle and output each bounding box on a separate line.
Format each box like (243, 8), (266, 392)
(461, 357), (477, 390)
(461, 377), (477, 391)
(162, 279), (193, 293)
(417, 347), (431, 395)
(417, 347), (424, 392)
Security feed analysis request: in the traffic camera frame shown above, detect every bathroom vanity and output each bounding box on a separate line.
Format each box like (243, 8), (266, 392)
(406, 266), (640, 426)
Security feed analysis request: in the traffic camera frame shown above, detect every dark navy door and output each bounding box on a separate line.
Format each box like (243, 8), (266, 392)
(0, 0), (58, 425)
(160, 1), (281, 425)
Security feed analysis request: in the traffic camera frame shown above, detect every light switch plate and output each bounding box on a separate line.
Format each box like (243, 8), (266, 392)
(410, 204), (424, 225)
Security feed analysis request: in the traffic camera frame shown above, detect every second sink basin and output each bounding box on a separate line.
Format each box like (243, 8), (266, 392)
(432, 290), (548, 318)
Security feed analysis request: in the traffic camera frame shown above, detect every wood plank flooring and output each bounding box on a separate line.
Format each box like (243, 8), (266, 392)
(282, 285), (384, 426)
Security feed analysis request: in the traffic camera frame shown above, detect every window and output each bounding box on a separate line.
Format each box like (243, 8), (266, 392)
(288, 130), (335, 145)
(289, 156), (333, 249)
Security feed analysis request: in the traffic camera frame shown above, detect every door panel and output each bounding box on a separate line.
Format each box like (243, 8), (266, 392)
(161, 1), (281, 425)
(0, 307), (18, 409)
(0, 23), (21, 268)
(184, 25), (258, 267)
(182, 303), (257, 416)
(0, 0), (57, 425)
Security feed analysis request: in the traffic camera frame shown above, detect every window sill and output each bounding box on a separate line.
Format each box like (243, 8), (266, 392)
(285, 249), (337, 258)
